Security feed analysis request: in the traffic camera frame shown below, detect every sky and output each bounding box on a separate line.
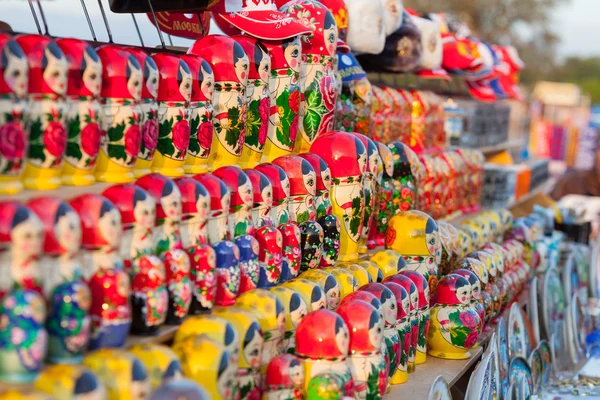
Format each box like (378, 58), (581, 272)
(0, 0), (597, 58)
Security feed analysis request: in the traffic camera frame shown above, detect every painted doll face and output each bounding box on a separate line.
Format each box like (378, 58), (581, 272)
(382, 296), (396, 325)
(456, 284), (471, 305)
(161, 186), (182, 223)
(261, 184), (273, 209)
(144, 60), (159, 99)
(217, 360), (237, 400)
(234, 52), (250, 84)
(326, 287), (340, 310)
(281, 175), (291, 198)
(43, 45), (68, 95)
(426, 231), (440, 258)
(238, 178), (253, 208)
(401, 295), (410, 315)
(98, 207), (122, 248)
(11, 214), (43, 260)
(289, 362), (304, 386)
(257, 47), (271, 84)
(410, 290), (418, 312)
(368, 313), (384, 348)
(200, 64), (214, 99)
(289, 298), (308, 328)
(3, 42), (28, 97)
(324, 23), (338, 57)
(133, 195), (156, 231)
(312, 287), (326, 310)
(367, 151), (379, 175)
(357, 146), (367, 174)
(130, 378), (150, 400)
(471, 279), (481, 300)
(424, 286), (430, 305)
(276, 309), (286, 334)
(303, 169), (317, 195)
(195, 192), (210, 221)
(243, 326), (263, 368)
(283, 37), (302, 73)
(55, 209), (82, 254)
(321, 166), (332, 190)
(382, 153), (393, 177)
(179, 64), (193, 101)
(335, 319), (350, 355)
(82, 48), (102, 97)
(127, 57), (143, 100)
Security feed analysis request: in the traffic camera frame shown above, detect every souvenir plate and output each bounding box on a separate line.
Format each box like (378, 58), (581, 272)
(496, 317), (509, 398)
(535, 340), (552, 385)
(505, 382), (516, 400)
(465, 349), (494, 400)
(520, 307), (536, 356)
(528, 276), (540, 344)
(573, 294), (587, 353)
(540, 267), (565, 343)
(561, 254), (578, 303)
(428, 375), (452, 400)
(508, 356), (533, 397)
(483, 332), (501, 399)
(528, 347), (543, 395)
(508, 303), (527, 359)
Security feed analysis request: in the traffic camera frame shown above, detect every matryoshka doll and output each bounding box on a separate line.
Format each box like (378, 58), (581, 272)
(382, 282), (411, 385)
(213, 307), (264, 400)
(282, 278), (326, 312)
(270, 286), (308, 354)
(428, 274), (481, 359)
(236, 289), (286, 370)
(127, 48), (159, 178)
(235, 235), (260, 294)
(213, 166), (254, 237)
(0, 289), (47, 383)
(323, 267), (357, 301)
(367, 141), (393, 249)
(187, 244), (217, 314)
(35, 365), (106, 399)
(261, 37), (302, 162)
(263, 354), (304, 400)
(469, 250), (500, 318)
(192, 173), (231, 244)
(83, 349), (150, 400)
(456, 257), (492, 323)
(388, 142), (418, 214)
(16, 35), (68, 190)
(0, 34), (28, 194)
(399, 270), (430, 365)
(359, 261), (384, 283)
(454, 268), (485, 333)
(300, 269), (341, 311)
(176, 177), (210, 248)
(213, 241), (241, 307)
(298, 153), (331, 219)
(188, 35), (249, 170)
(244, 169), (274, 229)
(254, 163), (291, 225)
(128, 255), (168, 335)
(135, 173), (183, 255)
(255, 226), (283, 288)
(369, 249), (404, 279)
(102, 184), (156, 271)
(56, 39), (101, 186)
(311, 132), (366, 261)
(299, 220), (324, 272)
(273, 155), (317, 224)
(180, 55), (215, 174)
(129, 344), (182, 391)
(174, 336), (237, 400)
(277, 222), (302, 283)
(94, 45), (143, 183)
(352, 134), (379, 255)
(150, 54), (192, 177)
(337, 300), (387, 399)
(234, 36), (271, 168)
(337, 262), (371, 287)
(294, 309), (354, 395)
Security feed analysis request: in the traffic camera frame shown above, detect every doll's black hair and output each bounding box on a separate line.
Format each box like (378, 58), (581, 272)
(131, 359), (148, 382)
(323, 11), (336, 31)
(275, 297), (284, 317)
(289, 358), (301, 368)
(238, 171), (249, 187)
(42, 41), (64, 71)
(368, 309), (380, 329)
(319, 157), (329, 173)
(125, 54), (141, 82)
(455, 276), (470, 290)
(244, 322), (261, 348)
(144, 57), (158, 82)
(290, 293), (302, 313)
(258, 173), (270, 192)
(74, 371), (100, 394)
(426, 217), (437, 234)
(54, 203), (72, 224)
(1, 40), (25, 71)
(301, 160), (313, 176)
(225, 323), (236, 346)
(370, 297), (381, 310)
(99, 200), (114, 219)
(162, 180), (174, 197)
(324, 275), (337, 293)
(380, 287), (392, 304)
(195, 181), (209, 199)
(133, 187), (149, 208)
(334, 315), (345, 334)
(199, 60), (213, 83)
(177, 59), (191, 87)
(80, 45), (100, 79)
(253, 42), (269, 72)
(163, 360), (183, 379)
(218, 352), (229, 378)
(233, 42), (246, 66)
(354, 137), (366, 159)
(311, 286), (323, 304)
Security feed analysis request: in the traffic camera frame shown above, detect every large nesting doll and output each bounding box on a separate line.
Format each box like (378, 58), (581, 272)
(273, 155), (317, 224)
(193, 173), (231, 244)
(353, 133), (380, 255)
(279, 0), (340, 153)
(337, 52), (373, 135)
(383, 281), (411, 385)
(300, 268), (341, 311)
(277, 222), (302, 282)
(270, 286), (308, 354)
(454, 268), (486, 333)
(263, 354), (304, 400)
(188, 35), (249, 170)
(244, 169), (274, 229)
(399, 270), (430, 365)
(127, 48), (159, 178)
(388, 142), (418, 214)
(94, 45), (142, 183)
(213, 166), (254, 237)
(35, 365), (106, 399)
(254, 226), (283, 288)
(128, 255), (168, 335)
(180, 55), (215, 174)
(56, 39), (102, 186)
(282, 278), (327, 313)
(176, 177), (210, 248)
(311, 131), (366, 261)
(254, 162), (292, 226)
(128, 343), (182, 391)
(367, 141), (394, 249)
(0, 34), (28, 194)
(16, 35), (68, 190)
(234, 235), (260, 294)
(187, 243), (217, 315)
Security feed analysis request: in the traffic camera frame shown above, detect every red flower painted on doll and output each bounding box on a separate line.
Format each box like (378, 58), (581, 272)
(237, 127), (246, 151)
(289, 90), (300, 115)
(459, 311), (478, 329)
(424, 318), (430, 339)
(173, 120), (190, 151)
(385, 227), (397, 247)
(401, 187), (413, 200)
(378, 369), (388, 396)
(403, 331), (411, 355)
(464, 330), (478, 348)
(43, 121), (67, 157)
(81, 123), (100, 157)
(289, 116), (299, 144)
(198, 122), (213, 149)
(258, 97), (270, 121)
(320, 74), (336, 112)
(125, 124), (141, 157)
(142, 119), (158, 152)
(0, 121), (25, 161)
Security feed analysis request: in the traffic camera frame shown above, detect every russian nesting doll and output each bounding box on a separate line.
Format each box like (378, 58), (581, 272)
(311, 132), (366, 262)
(236, 289), (286, 369)
(244, 169), (274, 229)
(369, 249), (404, 279)
(56, 39), (101, 186)
(428, 274), (481, 359)
(162, 251), (192, 323)
(212, 307), (264, 400)
(282, 279), (327, 312)
(254, 163), (292, 225)
(270, 287), (308, 354)
(299, 220), (324, 272)
(456, 257), (492, 323)
(337, 300), (387, 399)
(83, 349), (150, 400)
(235, 235), (260, 294)
(337, 263), (371, 287)
(94, 45), (143, 183)
(126, 48), (159, 178)
(255, 226), (283, 288)
(188, 35), (249, 170)
(297, 153), (332, 218)
(388, 142), (419, 213)
(469, 251), (501, 318)
(383, 281), (411, 385)
(16, 35), (68, 190)
(192, 173), (231, 244)
(0, 289), (47, 383)
(322, 267), (357, 302)
(359, 261), (384, 283)
(176, 177), (210, 248)
(278, 222), (302, 283)
(318, 214), (341, 268)
(128, 255), (168, 335)
(261, 37), (302, 161)
(263, 354), (304, 400)
(213, 241), (241, 307)
(187, 244), (217, 314)
(300, 269), (341, 311)
(35, 364), (106, 399)
(0, 34), (28, 194)
(213, 166), (254, 238)
(150, 54), (192, 177)
(367, 142), (394, 249)
(180, 55), (215, 174)
(273, 155), (317, 224)
(454, 268), (485, 333)
(150, 378), (210, 400)
(399, 270), (430, 365)
(129, 344), (182, 390)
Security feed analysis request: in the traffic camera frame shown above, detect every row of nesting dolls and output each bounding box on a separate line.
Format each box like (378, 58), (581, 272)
(0, 0), (350, 194)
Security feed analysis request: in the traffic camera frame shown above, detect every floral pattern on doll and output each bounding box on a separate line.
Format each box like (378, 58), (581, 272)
(137, 57), (159, 162)
(243, 42), (271, 155)
(8, 207), (44, 294)
(188, 61), (214, 160)
(155, 180), (183, 256)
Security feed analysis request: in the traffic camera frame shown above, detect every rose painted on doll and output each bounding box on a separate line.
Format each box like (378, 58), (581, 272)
(289, 91), (300, 115)
(0, 122), (25, 161)
(173, 120), (191, 152)
(459, 312), (477, 329)
(385, 227), (396, 248)
(289, 117), (299, 144)
(125, 124), (141, 157)
(43, 121), (67, 158)
(198, 122), (213, 150)
(142, 119), (158, 153)
(464, 330), (478, 348)
(81, 123), (100, 157)
(320, 75), (336, 112)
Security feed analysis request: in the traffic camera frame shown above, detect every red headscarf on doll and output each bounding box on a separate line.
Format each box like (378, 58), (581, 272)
(175, 177), (209, 218)
(0, 33), (27, 96)
(102, 184), (154, 229)
(310, 131), (366, 179)
(337, 299), (382, 353)
(436, 274), (470, 305)
(27, 197), (80, 255)
(55, 38), (102, 98)
(340, 290), (382, 314)
(135, 173), (180, 223)
(179, 54), (214, 102)
(255, 163), (291, 206)
(264, 354), (304, 389)
(352, 133), (378, 175)
(192, 173), (231, 217)
(273, 155), (316, 197)
(232, 36), (270, 82)
(96, 44), (142, 100)
(316, 0), (349, 41)
(382, 281), (408, 320)
(245, 169), (273, 209)
(213, 166), (253, 210)
(399, 270), (429, 309)
(15, 34), (67, 96)
(0, 201), (38, 247)
(69, 194), (120, 249)
(295, 308), (349, 359)
(383, 274), (417, 313)
(126, 47), (158, 100)
(152, 53), (192, 103)
(188, 35), (249, 84)
(299, 153), (332, 192)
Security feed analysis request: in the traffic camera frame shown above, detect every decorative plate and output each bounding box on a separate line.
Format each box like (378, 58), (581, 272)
(428, 376), (452, 400)
(520, 307), (536, 356)
(574, 294), (587, 353)
(465, 350), (494, 400)
(508, 356), (533, 397)
(496, 317), (509, 398)
(535, 340), (553, 385)
(540, 267), (565, 343)
(507, 303), (527, 359)
(528, 276), (540, 344)
(527, 347), (543, 395)
(561, 254), (578, 302)
(505, 382), (517, 400)
(483, 332), (501, 399)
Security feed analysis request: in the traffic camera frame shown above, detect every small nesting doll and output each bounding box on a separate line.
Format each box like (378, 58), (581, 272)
(174, 315), (240, 365)
(188, 35), (249, 171)
(213, 241), (241, 307)
(150, 378), (210, 400)
(270, 286), (308, 354)
(235, 235), (260, 294)
(311, 132), (367, 262)
(127, 48), (159, 178)
(399, 270), (430, 365)
(254, 163), (292, 225)
(16, 35), (68, 190)
(127, 255), (168, 335)
(255, 226), (283, 288)
(282, 279), (327, 312)
(454, 268), (486, 333)
(318, 213), (341, 268)
(383, 282), (411, 385)
(367, 142), (394, 249)
(0, 34), (28, 194)
(83, 349), (150, 400)
(280, 0), (339, 152)
(388, 142), (419, 214)
(236, 289), (286, 370)
(278, 222), (302, 283)
(244, 169), (274, 229)
(192, 173), (231, 244)
(263, 354), (304, 400)
(337, 263), (371, 287)
(428, 274), (481, 359)
(469, 250), (501, 319)
(56, 39), (101, 186)
(273, 155), (317, 224)
(359, 261), (385, 283)
(323, 267), (358, 302)
(176, 177), (210, 248)
(213, 166), (254, 238)
(300, 269), (341, 311)
(35, 365), (106, 399)
(150, 54), (192, 177)
(338, 300), (387, 400)
(299, 220), (324, 272)
(174, 336), (237, 400)
(261, 37), (302, 162)
(187, 244), (217, 315)
(295, 309), (354, 396)
(129, 344), (182, 391)
(456, 257), (492, 324)
(94, 45), (143, 183)
(180, 55), (215, 174)
(234, 36), (271, 168)
(212, 307), (264, 400)
(370, 249), (404, 279)
(0, 289), (47, 383)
